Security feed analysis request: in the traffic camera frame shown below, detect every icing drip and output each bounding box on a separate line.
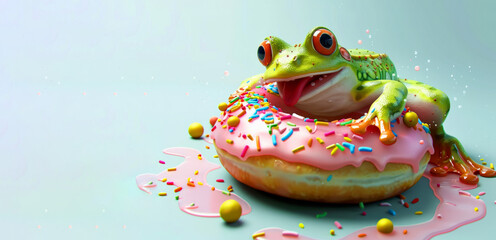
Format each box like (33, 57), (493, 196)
(251, 164), (486, 240)
(136, 147), (251, 217)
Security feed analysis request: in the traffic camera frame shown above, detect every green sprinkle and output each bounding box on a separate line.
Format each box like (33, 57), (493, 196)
(336, 143), (345, 151)
(222, 191), (231, 196)
(229, 96), (239, 103)
(175, 196), (179, 200)
(316, 212), (328, 218)
(287, 122), (296, 127)
(359, 202), (364, 209)
(148, 181), (153, 185)
(340, 120), (353, 126)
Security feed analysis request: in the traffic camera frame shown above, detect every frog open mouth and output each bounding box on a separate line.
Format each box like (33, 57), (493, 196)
(275, 68), (343, 107)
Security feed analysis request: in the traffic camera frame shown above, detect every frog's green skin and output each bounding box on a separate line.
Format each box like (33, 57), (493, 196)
(238, 26), (495, 185)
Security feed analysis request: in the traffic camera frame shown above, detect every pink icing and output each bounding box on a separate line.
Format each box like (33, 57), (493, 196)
(136, 147), (251, 217)
(210, 86), (434, 172)
(251, 164), (486, 240)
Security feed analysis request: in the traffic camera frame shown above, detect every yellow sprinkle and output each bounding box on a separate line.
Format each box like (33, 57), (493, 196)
(331, 147), (338, 156)
(482, 162), (487, 165)
(316, 137), (324, 144)
(167, 168), (176, 171)
(213, 155), (219, 158)
(344, 137), (352, 142)
(326, 144), (336, 150)
(415, 211), (423, 215)
(194, 170), (199, 175)
(330, 229), (335, 235)
(292, 145), (305, 153)
(217, 118), (221, 122)
(491, 163), (494, 169)
(252, 232), (265, 239)
(299, 223), (304, 229)
(198, 182), (203, 185)
(187, 177), (191, 182)
(161, 178), (167, 182)
(158, 192), (167, 196)
(475, 207), (479, 212)
(247, 134), (254, 140)
(305, 126), (312, 133)
(226, 139), (233, 144)
(316, 121), (329, 126)
(230, 104), (241, 112)
(476, 195), (480, 199)
(222, 125), (227, 128)
(254, 105), (260, 109)
(205, 146), (210, 149)
(481, 158), (484, 161)
(265, 119), (274, 124)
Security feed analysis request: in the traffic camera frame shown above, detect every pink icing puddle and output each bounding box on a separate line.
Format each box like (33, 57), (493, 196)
(251, 164), (485, 240)
(136, 147), (251, 217)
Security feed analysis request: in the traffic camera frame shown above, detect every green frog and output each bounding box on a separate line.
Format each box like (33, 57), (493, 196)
(238, 26), (495, 185)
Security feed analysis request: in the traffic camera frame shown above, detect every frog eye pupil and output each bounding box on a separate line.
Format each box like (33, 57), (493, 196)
(257, 46), (265, 61)
(320, 33), (333, 49)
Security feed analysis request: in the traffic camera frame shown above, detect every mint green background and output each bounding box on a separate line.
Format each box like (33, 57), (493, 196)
(1, 0), (495, 239)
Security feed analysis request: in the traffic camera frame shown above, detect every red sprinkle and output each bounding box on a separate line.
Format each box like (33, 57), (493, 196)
(412, 198), (419, 204)
(159, 160), (165, 164)
(166, 182), (174, 185)
(216, 179), (225, 183)
(358, 233), (367, 238)
(404, 202), (410, 208)
(399, 194), (406, 200)
(361, 211), (367, 216)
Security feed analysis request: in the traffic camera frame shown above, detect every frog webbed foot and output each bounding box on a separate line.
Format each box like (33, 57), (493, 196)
(430, 134), (496, 185)
(350, 114), (396, 145)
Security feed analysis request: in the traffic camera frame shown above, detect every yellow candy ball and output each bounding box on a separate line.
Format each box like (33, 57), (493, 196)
(403, 111), (419, 127)
(227, 116), (240, 127)
(219, 199), (242, 223)
(218, 102), (228, 111)
(377, 218), (394, 234)
(188, 122), (204, 139)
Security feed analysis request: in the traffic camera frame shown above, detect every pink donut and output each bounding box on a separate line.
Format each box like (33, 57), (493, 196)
(211, 83), (434, 203)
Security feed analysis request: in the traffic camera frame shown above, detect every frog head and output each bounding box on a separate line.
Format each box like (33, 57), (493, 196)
(257, 27), (357, 112)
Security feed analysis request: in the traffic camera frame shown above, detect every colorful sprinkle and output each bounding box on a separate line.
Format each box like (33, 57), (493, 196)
(330, 229), (335, 235)
(411, 198), (419, 204)
(327, 175), (333, 182)
(342, 142), (355, 153)
(331, 147), (338, 156)
(316, 212), (328, 218)
(286, 122), (296, 127)
(403, 229), (408, 234)
(252, 232), (265, 239)
(168, 168), (177, 171)
(272, 134), (277, 146)
(241, 145), (249, 157)
(161, 178), (167, 182)
(256, 135), (261, 151)
(316, 137), (324, 144)
(174, 187), (182, 193)
(305, 125), (313, 133)
(299, 223), (304, 229)
(380, 202), (392, 207)
(334, 221), (342, 229)
(352, 134), (363, 140)
(307, 138), (313, 147)
(281, 128), (294, 141)
(292, 145), (305, 153)
(358, 233), (367, 238)
(388, 209), (396, 216)
(324, 130), (335, 136)
(475, 207), (479, 212)
(216, 179), (225, 183)
(159, 160), (165, 164)
(158, 192), (167, 196)
(359, 202), (364, 209)
(358, 146), (373, 152)
(336, 143), (345, 151)
(344, 137), (352, 142)
(315, 121), (329, 126)
(340, 120), (353, 125)
(415, 211), (423, 215)
(226, 139), (233, 144)
(282, 231), (299, 237)
(326, 144), (336, 150)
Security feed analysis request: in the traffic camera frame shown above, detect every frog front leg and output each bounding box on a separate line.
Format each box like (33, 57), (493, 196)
(350, 80), (408, 145)
(403, 79), (496, 185)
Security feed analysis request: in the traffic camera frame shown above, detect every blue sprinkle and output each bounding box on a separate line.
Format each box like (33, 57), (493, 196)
(281, 128), (294, 141)
(388, 209), (396, 216)
(272, 106), (279, 111)
(256, 106), (269, 112)
(422, 125), (430, 133)
(327, 175), (333, 182)
(228, 129), (233, 133)
(418, 119), (422, 124)
(342, 142), (355, 154)
(265, 117), (274, 121)
(392, 130), (397, 137)
(272, 134), (277, 146)
(371, 108), (375, 113)
(391, 119), (397, 123)
(358, 147), (373, 152)
(250, 114), (259, 119)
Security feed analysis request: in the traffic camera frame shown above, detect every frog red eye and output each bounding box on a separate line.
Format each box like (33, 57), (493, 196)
(312, 29), (337, 56)
(258, 40), (272, 66)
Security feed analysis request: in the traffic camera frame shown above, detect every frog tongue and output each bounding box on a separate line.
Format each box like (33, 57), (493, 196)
(277, 76), (313, 107)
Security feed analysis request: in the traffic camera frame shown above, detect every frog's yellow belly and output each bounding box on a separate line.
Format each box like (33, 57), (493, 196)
(295, 67), (376, 118)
